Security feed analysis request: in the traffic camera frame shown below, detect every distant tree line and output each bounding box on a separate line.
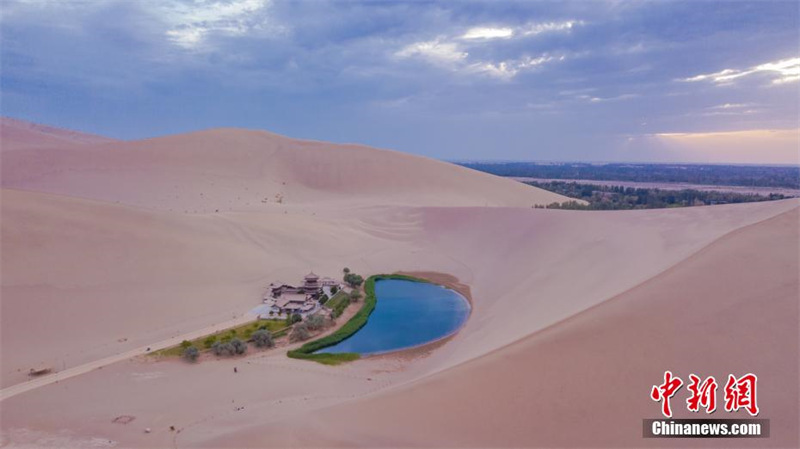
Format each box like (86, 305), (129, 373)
(460, 162), (800, 189)
(529, 181), (789, 210)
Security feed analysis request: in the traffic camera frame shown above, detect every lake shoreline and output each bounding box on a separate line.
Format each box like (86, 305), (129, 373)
(325, 272), (472, 359)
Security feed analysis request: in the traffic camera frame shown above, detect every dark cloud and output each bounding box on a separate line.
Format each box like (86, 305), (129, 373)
(2, 0), (797, 162)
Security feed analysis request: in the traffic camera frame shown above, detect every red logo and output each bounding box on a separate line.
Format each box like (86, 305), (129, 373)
(650, 370), (683, 418)
(724, 373), (759, 416)
(651, 371), (758, 417)
(686, 374), (718, 414)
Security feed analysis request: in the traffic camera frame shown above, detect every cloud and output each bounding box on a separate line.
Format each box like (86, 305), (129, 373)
(396, 39), (565, 80)
(157, 0), (277, 50)
(3, 0), (281, 51)
(470, 55), (563, 79)
(692, 103), (761, 117)
(681, 57), (800, 85)
(584, 93), (639, 103)
(461, 27), (514, 40)
(710, 103), (754, 110)
(395, 39), (468, 65)
(397, 20), (579, 79)
(2, 0), (797, 163)
(520, 20), (582, 37)
(460, 20), (581, 41)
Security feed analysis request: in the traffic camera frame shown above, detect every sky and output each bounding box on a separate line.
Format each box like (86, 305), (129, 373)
(2, 0), (798, 164)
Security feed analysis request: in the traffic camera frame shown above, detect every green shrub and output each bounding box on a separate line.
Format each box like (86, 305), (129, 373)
(326, 291), (351, 318)
(213, 338), (247, 356)
(230, 338), (247, 355)
(212, 341), (229, 356)
(305, 313), (328, 331)
(290, 323), (311, 342)
(252, 329), (274, 348)
(180, 340), (192, 349)
(183, 346), (199, 362)
(203, 335), (217, 349)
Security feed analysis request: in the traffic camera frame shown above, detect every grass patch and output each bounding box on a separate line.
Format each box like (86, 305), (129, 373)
(290, 352), (361, 366)
(326, 290), (351, 318)
(287, 273), (430, 364)
(151, 319), (289, 358)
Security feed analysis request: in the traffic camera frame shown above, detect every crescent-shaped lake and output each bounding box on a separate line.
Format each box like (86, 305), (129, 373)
(315, 278), (471, 356)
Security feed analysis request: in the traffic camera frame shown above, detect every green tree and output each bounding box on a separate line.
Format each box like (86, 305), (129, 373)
(344, 273), (363, 288)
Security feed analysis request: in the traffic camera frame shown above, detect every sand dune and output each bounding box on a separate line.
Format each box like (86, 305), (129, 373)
(238, 207), (797, 448)
(0, 188), (400, 388)
(0, 117), (117, 152)
(1, 120), (797, 448)
(1, 119), (571, 210)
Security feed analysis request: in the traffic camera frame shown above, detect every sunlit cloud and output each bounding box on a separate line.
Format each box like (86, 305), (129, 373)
(159, 0), (275, 50)
(395, 39), (468, 65)
(681, 57), (800, 85)
(694, 103), (761, 117)
(521, 20), (582, 37)
(469, 55), (562, 79)
(399, 19), (579, 79)
(396, 40), (564, 79)
(460, 20), (581, 41)
(461, 27), (514, 40)
(710, 103), (754, 110)
(585, 93), (638, 103)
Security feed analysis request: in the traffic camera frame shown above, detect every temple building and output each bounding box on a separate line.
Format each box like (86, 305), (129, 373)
(265, 271), (343, 316)
(302, 272), (321, 293)
(275, 295), (316, 314)
(270, 272), (324, 298)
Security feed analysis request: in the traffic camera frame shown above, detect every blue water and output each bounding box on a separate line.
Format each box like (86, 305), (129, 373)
(316, 279), (471, 355)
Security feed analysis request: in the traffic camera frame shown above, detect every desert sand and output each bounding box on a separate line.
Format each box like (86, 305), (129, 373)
(0, 117), (118, 152)
(1, 118), (797, 448)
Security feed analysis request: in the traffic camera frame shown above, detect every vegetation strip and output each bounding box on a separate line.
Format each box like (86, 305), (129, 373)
(287, 274), (429, 365)
(459, 162), (800, 189)
(325, 290), (352, 318)
(150, 319), (289, 358)
(528, 180), (790, 210)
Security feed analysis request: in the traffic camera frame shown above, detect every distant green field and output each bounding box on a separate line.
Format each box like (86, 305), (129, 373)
(152, 319), (289, 358)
